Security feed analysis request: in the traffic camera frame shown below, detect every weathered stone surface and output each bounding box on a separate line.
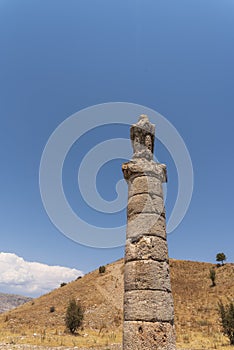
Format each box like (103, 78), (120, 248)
(127, 213), (166, 239)
(130, 115), (155, 161)
(152, 195), (165, 215)
(128, 175), (163, 198)
(124, 290), (174, 322)
(122, 116), (176, 350)
(123, 321), (176, 350)
(122, 159), (167, 183)
(124, 260), (171, 292)
(128, 194), (164, 218)
(125, 236), (168, 262)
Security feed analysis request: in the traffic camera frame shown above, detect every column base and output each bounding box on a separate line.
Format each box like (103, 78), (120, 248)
(123, 321), (176, 350)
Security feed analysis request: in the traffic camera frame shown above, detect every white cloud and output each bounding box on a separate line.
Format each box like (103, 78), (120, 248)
(0, 252), (83, 297)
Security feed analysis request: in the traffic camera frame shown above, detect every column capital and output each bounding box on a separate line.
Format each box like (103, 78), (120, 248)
(122, 159), (167, 183)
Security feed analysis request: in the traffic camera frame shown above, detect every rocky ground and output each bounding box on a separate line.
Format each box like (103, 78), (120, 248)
(0, 345), (193, 350)
(0, 345), (121, 350)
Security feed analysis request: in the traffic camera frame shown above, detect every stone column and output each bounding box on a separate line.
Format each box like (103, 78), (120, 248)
(122, 115), (176, 350)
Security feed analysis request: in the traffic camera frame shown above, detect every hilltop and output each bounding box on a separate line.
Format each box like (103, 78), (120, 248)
(0, 259), (233, 349)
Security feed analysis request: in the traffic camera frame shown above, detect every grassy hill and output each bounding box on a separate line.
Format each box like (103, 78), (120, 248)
(0, 259), (233, 349)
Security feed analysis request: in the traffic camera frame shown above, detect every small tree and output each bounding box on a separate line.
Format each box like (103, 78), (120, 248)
(209, 267), (216, 287)
(218, 301), (234, 345)
(65, 298), (83, 334)
(216, 253), (227, 265)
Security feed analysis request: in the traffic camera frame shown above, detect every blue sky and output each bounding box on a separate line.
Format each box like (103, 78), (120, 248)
(1, 0), (234, 296)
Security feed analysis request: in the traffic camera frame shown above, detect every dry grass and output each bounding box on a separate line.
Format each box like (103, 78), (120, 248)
(0, 328), (121, 348)
(0, 259), (234, 349)
(170, 259), (234, 349)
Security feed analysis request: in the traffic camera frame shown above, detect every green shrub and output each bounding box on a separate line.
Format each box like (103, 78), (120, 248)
(50, 306), (55, 313)
(218, 301), (234, 345)
(65, 298), (84, 334)
(99, 265), (106, 274)
(209, 267), (216, 287)
(60, 282), (67, 287)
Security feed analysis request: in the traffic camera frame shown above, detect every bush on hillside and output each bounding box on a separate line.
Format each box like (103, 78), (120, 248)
(209, 267), (216, 287)
(50, 306), (55, 313)
(218, 301), (234, 345)
(99, 265), (106, 274)
(65, 298), (84, 334)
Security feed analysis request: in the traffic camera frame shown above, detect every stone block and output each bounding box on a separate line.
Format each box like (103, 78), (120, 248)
(127, 193), (164, 218)
(127, 213), (166, 239)
(124, 260), (171, 292)
(128, 176), (163, 198)
(151, 195), (165, 216)
(124, 290), (174, 322)
(125, 236), (168, 262)
(123, 321), (176, 350)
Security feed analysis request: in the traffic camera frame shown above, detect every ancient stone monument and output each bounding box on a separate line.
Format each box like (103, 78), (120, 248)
(122, 115), (176, 350)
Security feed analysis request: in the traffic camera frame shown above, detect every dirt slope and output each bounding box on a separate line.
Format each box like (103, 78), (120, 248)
(0, 259), (233, 349)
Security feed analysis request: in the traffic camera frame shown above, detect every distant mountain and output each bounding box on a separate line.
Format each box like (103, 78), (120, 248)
(0, 292), (32, 313)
